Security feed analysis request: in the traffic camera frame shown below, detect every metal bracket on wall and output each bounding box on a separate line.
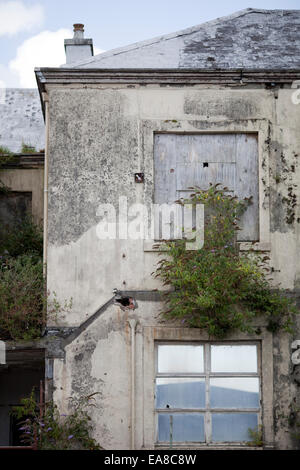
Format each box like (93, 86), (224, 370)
(134, 173), (144, 183)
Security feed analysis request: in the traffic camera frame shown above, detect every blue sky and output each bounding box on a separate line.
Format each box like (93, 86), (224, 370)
(0, 0), (299, 87)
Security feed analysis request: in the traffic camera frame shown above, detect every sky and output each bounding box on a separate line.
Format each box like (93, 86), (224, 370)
(0, 0), (299, 88)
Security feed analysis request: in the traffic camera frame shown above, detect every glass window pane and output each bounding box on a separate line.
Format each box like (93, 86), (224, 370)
(211, 345), (257, 373)
(210, 378), (259, 409)
(156, 378), (205, 409)
(158, 345), (204, 373)
(212, 413), (258, 442)
(158, 413), (205, 442)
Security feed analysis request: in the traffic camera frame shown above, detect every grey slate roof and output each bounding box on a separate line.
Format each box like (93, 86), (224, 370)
(0, 89), (44, 153)
(66, 9), (300, 70)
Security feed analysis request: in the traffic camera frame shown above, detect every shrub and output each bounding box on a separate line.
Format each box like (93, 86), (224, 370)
(0, 255), (45, 340)
(154, 185), (298, 337)
(0, 180), (10, 194)
(0, 216), (45, 340)
(12, 390), (102, 450)
(0, 215), (43, 259)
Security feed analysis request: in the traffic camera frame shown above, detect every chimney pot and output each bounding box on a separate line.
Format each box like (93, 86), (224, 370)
(73, 23), (84, 33)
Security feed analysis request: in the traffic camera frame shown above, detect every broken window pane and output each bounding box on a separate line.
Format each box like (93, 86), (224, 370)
(157, 345), (204, 373)
(211, 345), (257, 373)
(158, 413), (205, 442)
(156, 378), (205, 409)
(212, 413), (258, 442)
(210, 378), (260, 409)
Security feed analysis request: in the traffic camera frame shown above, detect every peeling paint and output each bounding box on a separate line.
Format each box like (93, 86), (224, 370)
(48, 89), (140, 246)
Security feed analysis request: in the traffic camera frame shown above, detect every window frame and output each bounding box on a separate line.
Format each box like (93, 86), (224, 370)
(152, 132), (259, 243)
(143, 120), (271, 253)
(155, 341), (262, 446)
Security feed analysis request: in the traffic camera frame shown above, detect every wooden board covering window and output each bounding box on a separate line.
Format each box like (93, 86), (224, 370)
(154, 133), (259, 242)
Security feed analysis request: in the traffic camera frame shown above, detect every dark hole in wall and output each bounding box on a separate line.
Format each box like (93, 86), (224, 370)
(203, 162), (209, 168)
(0, 349), (45, 446)
(114, 296), (136, 310)
(116, 297), (131, 306)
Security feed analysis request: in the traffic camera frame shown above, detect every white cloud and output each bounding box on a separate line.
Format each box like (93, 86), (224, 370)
(8, 30), (105, 87)
(9, 28), (72, 87)
(0, 1), (44, 36)
(0, 63), (19, 87)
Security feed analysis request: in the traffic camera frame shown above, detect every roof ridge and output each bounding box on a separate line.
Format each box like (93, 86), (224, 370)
(66, 8), (296, 69)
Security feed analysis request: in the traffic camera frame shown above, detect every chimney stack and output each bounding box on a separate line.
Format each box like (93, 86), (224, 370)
(64, 23), (93, 64)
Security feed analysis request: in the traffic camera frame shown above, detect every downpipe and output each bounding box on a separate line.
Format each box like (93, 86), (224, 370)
(128, 318), (137, 450)
(42, 92), (49, 278)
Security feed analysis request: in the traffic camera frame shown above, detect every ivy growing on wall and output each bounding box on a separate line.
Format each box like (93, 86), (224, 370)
(154, 185), (298, 338)
(12, 390), (102, 450)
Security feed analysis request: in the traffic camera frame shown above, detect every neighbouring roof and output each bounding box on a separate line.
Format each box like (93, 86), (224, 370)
(65, 8), (300, 70)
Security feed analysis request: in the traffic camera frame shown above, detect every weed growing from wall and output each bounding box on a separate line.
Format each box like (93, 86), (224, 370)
(0, 146), (14, 193)
(20, 143), (38, 154)
(248, 425), (264, 447)
(0, 145), (13, 159)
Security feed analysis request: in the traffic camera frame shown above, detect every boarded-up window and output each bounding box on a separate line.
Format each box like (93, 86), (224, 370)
(154, 134), (259, 241)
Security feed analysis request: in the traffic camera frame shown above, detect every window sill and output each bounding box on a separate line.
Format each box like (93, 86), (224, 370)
(154, 444), (266, 450)
(238, 242), (271, 252)
(144, 240), (271, 252)
(144, 240), (168, 252)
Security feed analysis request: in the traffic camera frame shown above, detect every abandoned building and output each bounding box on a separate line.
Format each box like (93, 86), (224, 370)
(1, 8), (300, 449)
(0, 88), (45, 446)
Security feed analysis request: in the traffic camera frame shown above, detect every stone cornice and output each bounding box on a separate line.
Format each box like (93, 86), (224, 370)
(35, 67), (300, 87)
(35, 67), (300, 115)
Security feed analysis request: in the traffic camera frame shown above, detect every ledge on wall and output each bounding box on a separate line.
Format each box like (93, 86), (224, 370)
(0, 153), (45, 169)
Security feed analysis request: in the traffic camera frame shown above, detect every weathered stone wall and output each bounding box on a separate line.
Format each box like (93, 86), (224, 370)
(46, 84), (300, 324)
(0, 167), (44, 225)
(46, 83), (300, 449)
